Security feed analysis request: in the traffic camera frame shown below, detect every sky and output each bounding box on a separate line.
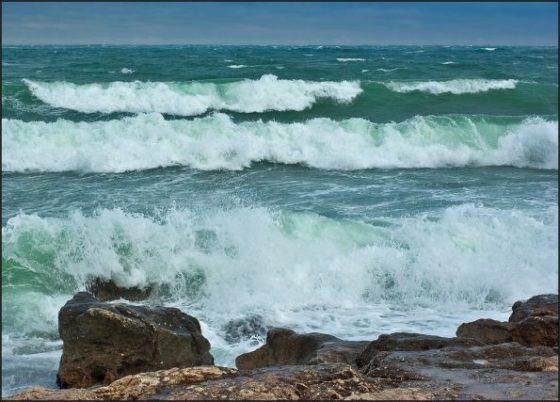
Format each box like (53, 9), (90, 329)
(2, 2), (558, 46)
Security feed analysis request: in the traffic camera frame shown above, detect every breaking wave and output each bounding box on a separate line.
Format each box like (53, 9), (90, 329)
(3, 114), (557, 173)
(385, 79), (518, 94)
(22, 75), (362, 115)
(2, 203), (557, 342)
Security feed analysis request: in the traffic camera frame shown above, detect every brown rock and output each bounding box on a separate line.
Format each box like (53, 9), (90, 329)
(86, 278), (152, 302)
(10, 366), (237, 400)
(57, 292), (213, 388)
(456, 318), (513, 344)
(11, 364), (382, 400)
(235, 328), (368, 369)
(510, 315), (559, 347)
(12, 354), (558, 400)
(509, 294), (558, 323)
(363, 342), (558, 399)
(356, 332), (481, 369)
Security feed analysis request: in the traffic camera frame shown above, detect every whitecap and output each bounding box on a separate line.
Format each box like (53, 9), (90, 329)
(22, 75), (362, 116)
(3, 114), (556, 173)
(385, 79), (518, 94)
(337, 58), (366, 62)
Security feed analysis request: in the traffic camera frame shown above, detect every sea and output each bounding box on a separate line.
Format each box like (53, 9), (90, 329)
(2, 45), (558, 395)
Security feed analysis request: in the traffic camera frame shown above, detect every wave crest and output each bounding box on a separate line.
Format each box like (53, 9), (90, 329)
(22, 75), (362, 115)
(2, 114), (557, 173)
(385, 79), (518, 94)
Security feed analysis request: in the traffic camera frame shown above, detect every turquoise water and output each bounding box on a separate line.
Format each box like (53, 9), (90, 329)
(2, 45), (558, 394)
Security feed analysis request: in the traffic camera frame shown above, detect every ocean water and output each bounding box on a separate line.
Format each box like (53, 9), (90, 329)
(2, 45), (558, 395)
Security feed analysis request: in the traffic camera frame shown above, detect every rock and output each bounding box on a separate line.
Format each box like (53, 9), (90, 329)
(57, 292), (213, 388)
(509, 294), (558, 323)
(10, 364), (392, 400)
(356, 332), (481, 369)
(367, 342), (557, 375)
(13, 356), (558, 400)
(506, 294), (559, 347)
(11, 335), (559, 400)
(510, 315), (559, 347)
(362, 342), (558, 399)
(158, 363), (383, 400)
(223, 315), (268, 343)
(86, 278), (152, 302)
(456, 318), (513, 344)
(10, 366), (237, 400)
(236, 328), (369, 369)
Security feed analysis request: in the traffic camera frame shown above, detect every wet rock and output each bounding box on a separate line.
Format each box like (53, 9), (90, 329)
(367, 342), (557, 375)
(509, 294), (558, 323)
(57, 292), (213, 388)
(10, 366), (237, 400)
(362, 342), (558, 399)
(223, 314), (268, 343)
(507, 294), (559, 347)
(511, 315), (559, 347)
(236, 328), (369, 369)
(13, 356), (558, 400)
(10, 364), (386, 400)
(86, 278), (152, 302)
(356, 332), (481, 369)
(456, 318), (513, 344)
(160, 363), (382, 400)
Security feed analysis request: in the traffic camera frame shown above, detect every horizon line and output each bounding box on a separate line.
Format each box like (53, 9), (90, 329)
(3, 43), (558, 47)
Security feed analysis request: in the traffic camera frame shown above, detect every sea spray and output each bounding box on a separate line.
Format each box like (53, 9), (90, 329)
(2, 204), (557, 357)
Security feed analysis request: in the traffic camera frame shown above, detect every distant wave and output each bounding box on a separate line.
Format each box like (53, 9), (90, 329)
(22, 75), (362, 116)
(3, 113), (556, 173)
(441, 61), (457, 65)
(385, 79), (518, 94)
(120, 68), (134, 74)
(376, 68), (399, 72)
(337, 58), (365, 62)
(227, 65), (247, 69)
(482, 47), (497, 51)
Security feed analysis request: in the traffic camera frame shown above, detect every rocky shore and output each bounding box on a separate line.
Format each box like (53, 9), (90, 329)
(9, 288), (558, 400)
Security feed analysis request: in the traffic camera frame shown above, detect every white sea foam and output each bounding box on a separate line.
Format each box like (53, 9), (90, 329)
(385, 79), (518, 94)
(337, 58), (365, 62)
(377, 68), (399, 72)
(227, 65), (246, 69)
(3, 114), (557, 172)
(441, 61), (456, 65)
(482, 47), (497, 51)
(23, 75), (362, 115)
(120, 68), (134, 74)
(2, 203), (557, 360)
